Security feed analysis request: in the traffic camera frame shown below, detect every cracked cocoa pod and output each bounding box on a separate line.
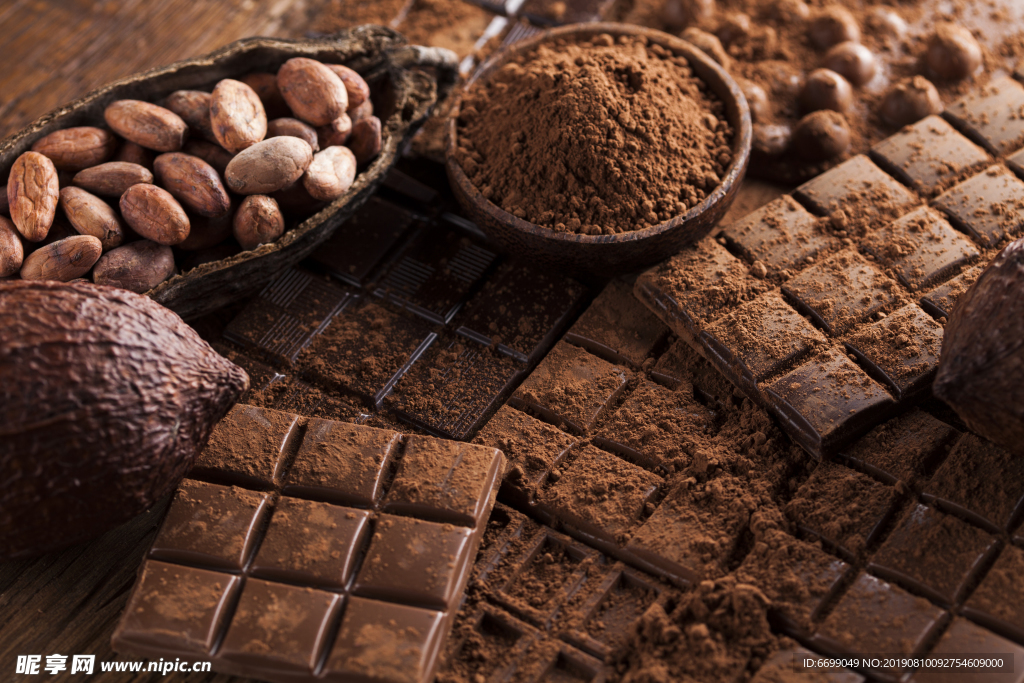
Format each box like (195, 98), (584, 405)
(0, 280), (249, 560)
(934, 236), (1024, 455)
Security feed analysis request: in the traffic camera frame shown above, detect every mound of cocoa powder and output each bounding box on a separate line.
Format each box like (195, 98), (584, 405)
(456, 33), (734, 235)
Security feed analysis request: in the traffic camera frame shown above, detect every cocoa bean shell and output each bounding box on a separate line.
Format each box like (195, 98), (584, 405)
(104, 99), (189, 152)
(233, 195), (285, 251)
(8, 151), (60, 242)
(31, 127), (118, 172)
(164, 90), (217, 143)
(59, 186), (126, 251)
(72, 161), (155, 197)
(0, 279), (248, 559)
(209, 79), (268, 153)
(154, 152), (231, 217)
(304, 145), (357, 201)
(93, 240), (176, 292)
(348, 115), (382, 165)
(326, 63), (370, 109)
(20, 234), (102, 281)
(277, 57), (349, 126)
(224, 136), (313, 195)
(267, 117), (320, 151)
(120, 183), (190, 245)
(0, 216), (24, 277)
(317, 114), (352, 149)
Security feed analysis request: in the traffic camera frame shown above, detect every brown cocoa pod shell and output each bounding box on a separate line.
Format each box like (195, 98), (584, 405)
(348, 98), (373, 123)
(0, 279), (249, 559)
(277, 57), (349, 126)
(104, 99), (189, 152)
(120, 183), (190, 245)
(153, 152), (231, 217)
(59, 186), (126, 251)
(178, 210), (235, 251)
(934, 237), (1024, 455)
(92, 240), (176, 292)
(233, 195), (285, 251)
(8, 151), (60, 242)
(326, 63), (370, 109)
(239, 71), (290, 119)
(267, 117), (320, 151)
(31, 127), (118, 172)
(20, 234), (102, 281)
(304, 146), (357, 201)
(317, 114), (352, 149)
(224, 136), (313, 195)
(114, 141), (155, 170)
(182, 140), (234, 175)
(0, 216), (24, 277)
(72, 161), (154, 197)
(164, 90), (217, 143)
(210, 78), (268, 153)
(348, 115), (382, 165)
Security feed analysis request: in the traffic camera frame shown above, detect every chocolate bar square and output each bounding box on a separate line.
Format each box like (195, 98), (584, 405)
(911, 618), (1024, 683)
(962, 544), (1024, 645)
(781, 249), (899, 336)
(920, 264), (983, 319)
(441, 605), (538, 682)
(765, 350), (896, 458)
(844, 304), (944, 400)
(945, 77), (1024, 155)
(871, 115), (990, 196)
(785, 461), (899, 558)
(702, 292), (825, 394)
(570, 567), (662, 658)
(923, 433), (1024, 533)
(150, 480), (270, 571)
(861, 206), (980, 291)
(564, 279), (668, 368)
(191, 404), (299, 488)
(1006, 145), (1024, 178)
(794, 155), (918, 230)
(869, 502), (995, 606)
(510, 342), (628, 433)
(250, 498), (372, 589)
(284, 420), (400, 507)
(933, 165), (1024, 246)
(385, 435), (504, 527)
(721, 194), (838, 273)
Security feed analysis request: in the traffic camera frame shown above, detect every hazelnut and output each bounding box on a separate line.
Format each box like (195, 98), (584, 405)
(738, 79), (770, 123)
(661, 0), (715, 31)
(808, 6), (860, 50)
(926, 22), (982, 81)
(823, 41), (877, 87)
(793, 110), (851, 161)
(866, 8), (907, 41)
(752, 123), (792, 157)
(879, 76), (942, 128)
(800, 68), (854, 113)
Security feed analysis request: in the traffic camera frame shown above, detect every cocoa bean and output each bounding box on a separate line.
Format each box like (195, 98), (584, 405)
(348, 98), (373, 122)
(182, 140), (234, 175)
(326, 64), (370, 109)
(233, 195), (285, 251)
(209, 79), (267, 153)
(104, 99), (188, 152)
(164, 90), (217, 143)
(31, 127), (118, 171)
(304, 146), (357, 201)
(239, 71), (290, 119)
(8, 151), (59, 242)
(153, 152), (231, 217)
(0, 216), (24, 277)
(277, 57), (348, 126)
(317, 114), (352, 148)
(72, 161), (154, 197)
(120, 184), (190, 245)
(20, 234), (102, 281)
(349, 115), (382, 165)
(59, 186), (125, 251)
(114, 141), (155, 169)
(224, 136), (313, 195)
(92, 240), (176, 292)
(267, 117), (320, 151)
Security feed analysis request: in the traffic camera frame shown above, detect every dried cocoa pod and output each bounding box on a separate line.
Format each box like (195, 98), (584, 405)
(8, 151), (60, 242)
(114, 141), (155, 169)
(154, 152), (231, 217)
(304, 146), (357, 201)
(325, 64), (370, 109)
(182, 140), (234, 175)
(224, 136), (313, 195)
(178, 210), (234, 251)
(0, 279), (249, 559)
(277, 57), (349, 126)
(317, 114), (352, 148)
(239, 71), (290, 119)
(20, 234), (102, 281)
(267, 118), (320, 151)
(59, 186), (125, 251)
(31, 127), (118, 172)
(120, 184), (190, 245)
(164, 90), (217, 143)
(233, 195), (285, 251)
(0, 216), (24, 277)
(934, 236), (1024, 455)
(72, 161), (154, 197)
(104, 99), (189, 152)
(210, 79), (268, 153)
(92, 240), (176, 292)
(349, 115), (383, 165)
(348, 98), (373, 122)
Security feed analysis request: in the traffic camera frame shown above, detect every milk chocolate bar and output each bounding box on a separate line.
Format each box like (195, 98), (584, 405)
(112, 404), (505, 683)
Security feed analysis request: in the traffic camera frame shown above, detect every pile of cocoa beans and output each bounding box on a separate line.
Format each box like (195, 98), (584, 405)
(0, 57), (381, 292)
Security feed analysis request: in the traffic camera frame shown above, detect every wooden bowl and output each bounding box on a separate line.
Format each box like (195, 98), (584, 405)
(0, 26), (457, 320)
(445, 23), (752, 280)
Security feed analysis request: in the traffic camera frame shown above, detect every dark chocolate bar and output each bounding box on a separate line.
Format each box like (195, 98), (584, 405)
(112, 404), (505, 683)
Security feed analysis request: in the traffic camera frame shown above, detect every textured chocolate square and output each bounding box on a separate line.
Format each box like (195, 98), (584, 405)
(920, 264), (983, 319)
(870, 115), (991, 195)
(794, 155), (918, 228)
(923, 433), (1024, 533)
(721, 195), (837, 273)
(284, 420), (400, 507)
(441, 605), (538, 683)
(564, 279), (668, 368)
(191, 404), (299, 488)
(765, 350), (896, 458)
(150, 480), (270, 571)
(250, 498), (372, 589)
(385, 435), (504, 527)
(933, 165), (1024, 246)
(861, 206), (980, 291)
(911, 617), (1024, 683)
(572, 568), (661, 658)
(945, 77), (1024, 155)
(509, 342), (629, 433)
(868, 503), (996, 606)
(962, 544), (1024, 646)
(844, 304), (944, 400)
(841, 409), (960, 489)
(785, 461), (899, 558)
(781, 249), (899, 336)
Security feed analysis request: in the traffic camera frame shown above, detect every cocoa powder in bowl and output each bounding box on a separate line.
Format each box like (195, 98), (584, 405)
(455, 32), (734, 236)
